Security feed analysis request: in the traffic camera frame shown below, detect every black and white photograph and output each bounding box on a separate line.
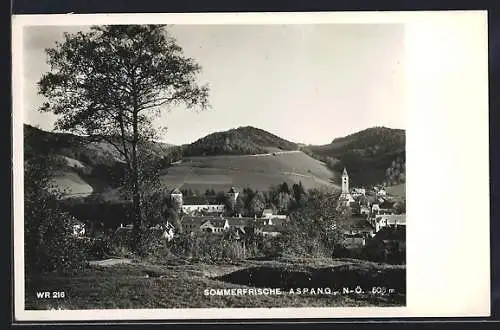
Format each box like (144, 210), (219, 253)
(12, 12), (490, 321)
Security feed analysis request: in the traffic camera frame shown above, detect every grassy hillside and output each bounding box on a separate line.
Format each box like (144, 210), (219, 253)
(386, 183), (406, 198)
(182, 126), (298, 157)
(307, 127), (405, 187)
(25, 124), (403, 197)
(99, 151), (338, 201)
(158, 151), (336, 192)
(25, 125), (337, 199)
(24, 124), (174, 197)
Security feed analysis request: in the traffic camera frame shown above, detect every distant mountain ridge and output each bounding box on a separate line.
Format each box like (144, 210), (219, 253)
(182, 126), (298, 157)
(304, 126), (405, 187)
(24, 124), (405, 195)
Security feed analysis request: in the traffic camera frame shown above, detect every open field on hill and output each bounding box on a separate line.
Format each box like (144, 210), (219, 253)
(159, 151), (338, 192)
(386, 184), (406, 198)
(25, 258), (405, 309)
(63, 150), (338, 201)
(50, 172), (94, 197)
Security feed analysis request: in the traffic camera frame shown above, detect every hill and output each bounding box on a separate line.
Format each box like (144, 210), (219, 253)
(182, 126), (298, 157)
(100, 150), (338, 202)
(24, 125), (336, 199)
(305, 127), (405, 187)
(24, 124), (176, 197)
(157, 151), (336, 194)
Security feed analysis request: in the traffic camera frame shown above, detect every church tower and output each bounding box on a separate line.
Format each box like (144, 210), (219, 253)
(341, 168), (349, 194)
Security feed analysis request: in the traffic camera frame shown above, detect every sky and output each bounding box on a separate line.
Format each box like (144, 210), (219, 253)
(22, 24), (405, 145)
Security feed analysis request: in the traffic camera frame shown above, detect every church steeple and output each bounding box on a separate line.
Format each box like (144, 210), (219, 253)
(341, 167), (349, 194)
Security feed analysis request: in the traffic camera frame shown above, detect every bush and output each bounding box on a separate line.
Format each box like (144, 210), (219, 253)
(144, 232), (249, 263)
(85, 234), (114, 260)
(25, 196), (88, 275)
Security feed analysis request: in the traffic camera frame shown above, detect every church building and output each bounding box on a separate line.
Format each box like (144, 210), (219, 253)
(337, 167), (355, 209)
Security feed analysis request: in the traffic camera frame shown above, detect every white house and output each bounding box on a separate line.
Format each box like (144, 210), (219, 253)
(262, 209), (274, 219)
(72, 222), (86, 237)
(258, 225), (281, 237)
(374, 214), (406, 232)
(377, 189), (387, 197)
(351, 188), (366, 197)
(182, 204), (225, 214)
(199, 218), (226, 233)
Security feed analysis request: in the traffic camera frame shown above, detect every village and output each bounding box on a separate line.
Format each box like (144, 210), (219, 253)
(76, 167), (407, 254)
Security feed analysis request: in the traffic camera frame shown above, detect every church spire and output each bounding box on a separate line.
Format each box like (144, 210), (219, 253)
(342, 167), (348, 177)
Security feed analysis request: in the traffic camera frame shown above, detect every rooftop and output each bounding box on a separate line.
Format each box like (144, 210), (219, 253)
(202, 218), (226, 228)
(171, 188), (182, 194)
(181, 216), (216, 226)
(182, 196), (221, 205)
(226, 217), (254, 227)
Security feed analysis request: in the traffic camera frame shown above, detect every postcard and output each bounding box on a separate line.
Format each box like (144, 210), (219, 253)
(12, 11), (490, 322)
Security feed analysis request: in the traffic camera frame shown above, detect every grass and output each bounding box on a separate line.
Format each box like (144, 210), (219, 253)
(51, 150), (339, 201)
(50, 171), (94, 197)
(25, 258), (405, 310)
(158, 151), (338, 192)
(386, 184), (406, 198)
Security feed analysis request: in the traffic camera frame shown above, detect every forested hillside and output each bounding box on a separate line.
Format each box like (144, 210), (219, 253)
(304, 127), (405, 187)
(182, 126), (298, 156)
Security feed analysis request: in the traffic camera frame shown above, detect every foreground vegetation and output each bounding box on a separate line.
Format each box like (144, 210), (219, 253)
(25, 258), (405, 310)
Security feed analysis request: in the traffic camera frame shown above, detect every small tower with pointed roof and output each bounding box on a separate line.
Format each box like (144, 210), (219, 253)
(227, 186), (239, 204)
(170, 187), (183, 208)
(341, 167), (349, 194)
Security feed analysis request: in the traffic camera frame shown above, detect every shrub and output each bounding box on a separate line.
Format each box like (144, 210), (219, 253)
(25, 196), (88, 275)
(85, 234), (114, 260)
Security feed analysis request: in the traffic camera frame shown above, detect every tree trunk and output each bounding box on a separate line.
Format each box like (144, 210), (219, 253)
(131, 109), (144, 251)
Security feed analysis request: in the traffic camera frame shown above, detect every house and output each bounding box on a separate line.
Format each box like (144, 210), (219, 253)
(340, 215), (375, 238)
(182, 204), (225, 215)
(262, 209), (274, 219)
(343, 233), (366, 248)
(360, 205), (370, 216)
(374, 214), (406, 232)
(199, 218), (226, 233)
(171, 187), (243, 215)
(256, 225), (282, 237)
(149, 223), (176, 241)
(162, 227), (175, 241)
(224, 217), (253, 231)
(71, 219), (86, 237)
(181, 216), (209, 233)
(337, 193), (355, 209)
(351, 188), (366, 197)
(170, 188), (183, 206)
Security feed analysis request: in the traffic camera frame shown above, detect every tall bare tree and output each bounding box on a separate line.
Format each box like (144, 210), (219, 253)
(38, 25), (209, 248)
